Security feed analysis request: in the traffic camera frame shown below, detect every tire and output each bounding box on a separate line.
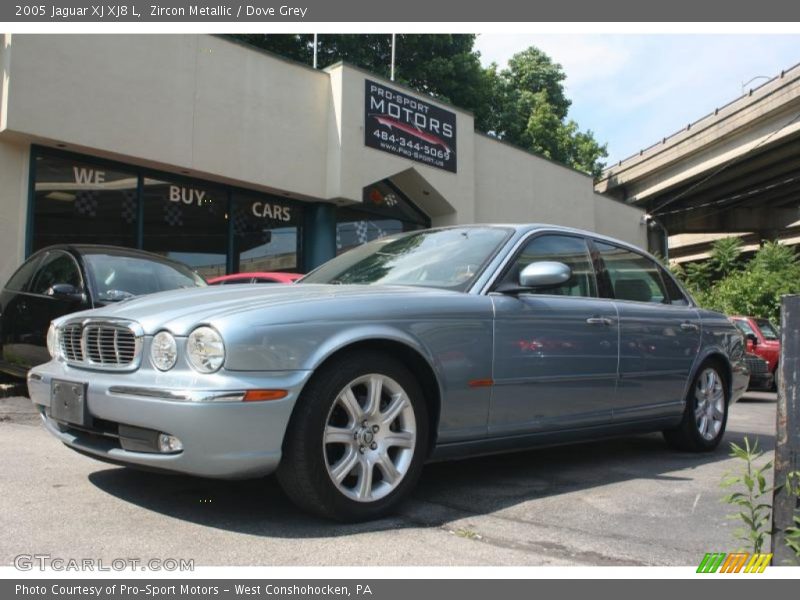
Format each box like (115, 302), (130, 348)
(663, 361), (729, 452)
(277, 351), (429, 522)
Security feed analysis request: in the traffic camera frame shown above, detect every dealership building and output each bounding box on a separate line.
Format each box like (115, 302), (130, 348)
(0, 34), (645, 284)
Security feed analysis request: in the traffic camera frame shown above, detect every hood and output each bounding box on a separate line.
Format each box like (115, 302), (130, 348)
(57, 283), (461, 336)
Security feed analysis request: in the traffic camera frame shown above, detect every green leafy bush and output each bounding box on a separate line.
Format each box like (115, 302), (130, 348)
(677, 239), (800, 324)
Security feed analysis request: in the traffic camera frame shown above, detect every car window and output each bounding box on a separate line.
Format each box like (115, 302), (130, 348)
(29, 252), (82, 295)
(595, 242), (666, 304)
(754, 319), (779, 340)
(658, 267), (690, 306)
(254, 278), (279, 283)
(223, 279), (253, 285)
(734, 320), (757, 337)
(301, 227), (512, 292)
(498, 234), (598, 298)
(4, 254), (43, 292)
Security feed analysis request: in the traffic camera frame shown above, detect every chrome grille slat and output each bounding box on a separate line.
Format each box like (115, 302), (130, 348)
(59, 319), (142, 371)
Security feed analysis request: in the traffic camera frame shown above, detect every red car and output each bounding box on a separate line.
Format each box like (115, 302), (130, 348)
(207, 272), (302, 285)
(731, 316), (780, 384)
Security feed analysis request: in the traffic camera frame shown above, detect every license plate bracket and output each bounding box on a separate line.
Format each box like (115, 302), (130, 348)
(49, 379), (89, 426)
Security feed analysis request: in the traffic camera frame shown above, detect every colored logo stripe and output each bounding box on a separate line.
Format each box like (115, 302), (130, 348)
(697, 552), (727, 573)
(697, 552), (772, 573)
(744, 553), (772, 573)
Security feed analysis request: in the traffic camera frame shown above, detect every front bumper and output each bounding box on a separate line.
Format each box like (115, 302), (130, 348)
(28, 360), (312, 479)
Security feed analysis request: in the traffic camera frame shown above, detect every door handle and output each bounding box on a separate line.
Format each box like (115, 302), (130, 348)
(680, 322), (699, 332)
(586, 316), (613, 326)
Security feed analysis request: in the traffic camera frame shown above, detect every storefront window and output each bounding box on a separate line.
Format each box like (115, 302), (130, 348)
(141, 178), (228, 279)
(32, 155), (138, 251)
(231, 192), (302, 273)
(335, 181), (429, 255)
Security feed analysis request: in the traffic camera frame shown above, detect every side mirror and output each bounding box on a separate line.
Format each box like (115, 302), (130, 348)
(519, 261), (572, 289)
(47, 283), (84, 303)
(746, 333), (758, 347)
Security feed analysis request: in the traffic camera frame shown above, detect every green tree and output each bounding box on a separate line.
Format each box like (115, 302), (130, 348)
(230, 35), (607, 177)
(480, 47), (607, 177)
(709, 236), (743, 278)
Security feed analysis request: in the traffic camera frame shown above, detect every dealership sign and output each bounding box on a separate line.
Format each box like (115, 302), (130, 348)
(364, 79), (457, 173)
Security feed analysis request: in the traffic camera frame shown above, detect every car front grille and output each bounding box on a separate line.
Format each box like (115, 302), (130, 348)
(59, 319), (142, 371)
(745, 355), (768, 374)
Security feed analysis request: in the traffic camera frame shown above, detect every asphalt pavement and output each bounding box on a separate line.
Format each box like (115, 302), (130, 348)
(0, 391), (778, 566)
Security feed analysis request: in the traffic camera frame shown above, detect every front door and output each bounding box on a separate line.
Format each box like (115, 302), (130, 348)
(489, 234), (619, 436)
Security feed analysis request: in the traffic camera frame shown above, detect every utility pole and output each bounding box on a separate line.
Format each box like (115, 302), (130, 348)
(772, 294), (800, 565)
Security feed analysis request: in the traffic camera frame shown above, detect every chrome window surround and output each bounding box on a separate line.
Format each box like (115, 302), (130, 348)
(58, 318), (144, 372)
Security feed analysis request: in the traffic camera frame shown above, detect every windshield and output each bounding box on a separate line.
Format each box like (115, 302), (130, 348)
(301, 227), (512, 291)
(755, 318), (780, 341)
(84, 253), (206, 302)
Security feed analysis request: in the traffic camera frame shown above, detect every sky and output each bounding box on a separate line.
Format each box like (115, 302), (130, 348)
(474, 34), (800, 166)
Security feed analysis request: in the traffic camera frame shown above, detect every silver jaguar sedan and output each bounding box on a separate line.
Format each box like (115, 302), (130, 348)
(29, 224), (749, 521)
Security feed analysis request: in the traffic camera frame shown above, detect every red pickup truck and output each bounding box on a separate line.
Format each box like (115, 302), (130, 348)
(730, 316), (780, 389)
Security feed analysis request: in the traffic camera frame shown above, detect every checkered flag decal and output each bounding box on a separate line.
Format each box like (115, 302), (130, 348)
(232, 207), (249, 236)
(74, 190), (99, 217)
(120, 190), (137, 225)
(355, 221), (369, 244)
(163, 202), (183, 227)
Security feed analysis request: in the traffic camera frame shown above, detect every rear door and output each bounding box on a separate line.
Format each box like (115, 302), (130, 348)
(593, 240), (700, 421)
(0, 253), (44, 374)
(489, 233), (619, 435)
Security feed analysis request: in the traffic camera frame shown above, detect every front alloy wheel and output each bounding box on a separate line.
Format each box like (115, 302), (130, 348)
(278, 352), (428, 521)
(324, 374), (417, 502)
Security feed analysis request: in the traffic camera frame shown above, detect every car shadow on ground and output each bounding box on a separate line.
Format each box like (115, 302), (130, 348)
(87, 417), (775, 538)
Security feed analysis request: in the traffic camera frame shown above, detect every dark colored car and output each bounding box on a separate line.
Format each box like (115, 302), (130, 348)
(731, 316), (780, 387)
(0, 245), (205, 378)
(207, 272), (302, 285)
(744, 353), (774, 391)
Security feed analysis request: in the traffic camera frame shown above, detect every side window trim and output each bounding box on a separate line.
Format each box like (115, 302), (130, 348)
(490, 231), (601, 299)
(587, 238), (615, 299)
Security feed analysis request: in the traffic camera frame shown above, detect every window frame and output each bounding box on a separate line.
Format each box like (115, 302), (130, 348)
(591, 238), (692, 306)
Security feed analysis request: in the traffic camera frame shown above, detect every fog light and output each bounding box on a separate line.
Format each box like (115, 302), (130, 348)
(157, 433), (183, 453)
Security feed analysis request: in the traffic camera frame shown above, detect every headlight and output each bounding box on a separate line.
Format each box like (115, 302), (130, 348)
(46, 323), (60, 360)
(186, 326), (225, 373)
(151, 331), (177, 371)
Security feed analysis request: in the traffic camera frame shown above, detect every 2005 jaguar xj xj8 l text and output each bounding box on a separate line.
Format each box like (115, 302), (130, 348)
(29, 225), (749, 521)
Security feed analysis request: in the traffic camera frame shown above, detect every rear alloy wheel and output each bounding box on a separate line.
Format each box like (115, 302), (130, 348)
(664, 363), (729, 452)
(277, 352), (428, 521)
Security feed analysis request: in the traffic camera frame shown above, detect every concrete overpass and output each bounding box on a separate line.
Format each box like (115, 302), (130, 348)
(596, 62), (800, 260)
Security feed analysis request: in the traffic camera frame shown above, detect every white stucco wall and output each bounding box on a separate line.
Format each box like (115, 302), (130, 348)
(0, 140), (30, 285)
(474, 135), (647, 248)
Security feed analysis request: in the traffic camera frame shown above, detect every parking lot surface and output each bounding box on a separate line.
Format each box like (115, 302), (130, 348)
(0, 392), (777, 566)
